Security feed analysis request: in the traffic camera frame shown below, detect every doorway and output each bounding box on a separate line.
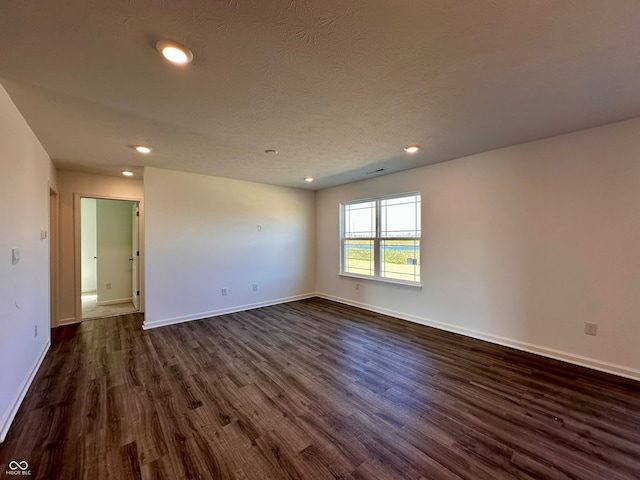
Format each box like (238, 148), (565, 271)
(50, 187), (59, 327)
(80, 197), (140, 320)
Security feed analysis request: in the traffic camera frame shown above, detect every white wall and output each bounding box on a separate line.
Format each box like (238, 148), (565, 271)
(57, 171), (143, 324)
(0, 84), (56, 441)
(316, 118), (640, 380)
(81, 198), (97, 293)
(96, 199), (133, 304)
(144, 167), (316, 328)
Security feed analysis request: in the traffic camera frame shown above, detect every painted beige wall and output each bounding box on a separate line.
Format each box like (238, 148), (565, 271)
(316, 117), (640, 379)
(96, 199), (134, 304)
(57, 171), (143, 324)
(144, 167), (316, 327)
(0, 83), (57, 441)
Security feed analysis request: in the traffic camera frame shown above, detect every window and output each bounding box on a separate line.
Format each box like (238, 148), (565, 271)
(341, 192), (421, 284)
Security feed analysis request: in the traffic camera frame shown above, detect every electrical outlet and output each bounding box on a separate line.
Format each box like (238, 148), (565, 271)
(253, 284), (258, 291)
(222, 288), (227, 296)
(257, 224), (262, 232)
(584, 322), (597, 336)
(106, 283), (111, 290)
(34, 325), (38, 337)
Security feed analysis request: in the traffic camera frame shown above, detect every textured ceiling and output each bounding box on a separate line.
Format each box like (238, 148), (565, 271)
(1, 0), (639, 190)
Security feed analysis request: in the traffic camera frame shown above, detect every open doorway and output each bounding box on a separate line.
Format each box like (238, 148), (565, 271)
(50, 187), (59, 327)
(80, 197), (140, 320)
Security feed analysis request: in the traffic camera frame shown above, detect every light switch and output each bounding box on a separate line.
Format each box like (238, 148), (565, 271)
(12, 248), (20, 265)
(40, 228), (47, 240)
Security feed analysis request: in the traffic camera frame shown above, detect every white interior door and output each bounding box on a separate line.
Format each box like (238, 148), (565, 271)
(81, 198), (97, 295)
(131, 203), (140, 310)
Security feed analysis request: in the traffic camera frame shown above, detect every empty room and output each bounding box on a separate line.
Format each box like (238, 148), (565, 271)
(1, 1), (639, 479)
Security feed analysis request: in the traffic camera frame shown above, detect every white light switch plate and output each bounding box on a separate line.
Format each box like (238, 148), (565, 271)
(12, 248), (20, 264)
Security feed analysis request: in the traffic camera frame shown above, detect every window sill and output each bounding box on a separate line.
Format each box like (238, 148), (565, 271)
(339, 272), (422, 288)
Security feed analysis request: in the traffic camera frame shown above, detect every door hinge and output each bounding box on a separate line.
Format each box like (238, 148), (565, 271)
(136, 211), (139, 216)
(137, 251), (139, 256)
(137, 290), (140, 296)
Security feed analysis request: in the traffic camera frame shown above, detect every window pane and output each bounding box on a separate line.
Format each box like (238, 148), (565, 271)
(380, 195), (420, 238)
(344, 201), (375, 238)
(341, 193), (420, 284)
(344, 239), (374, 276)
(380, 239), (420, 282)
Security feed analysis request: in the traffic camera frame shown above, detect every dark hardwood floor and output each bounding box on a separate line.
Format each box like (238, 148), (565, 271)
(1, 297), (639, 479)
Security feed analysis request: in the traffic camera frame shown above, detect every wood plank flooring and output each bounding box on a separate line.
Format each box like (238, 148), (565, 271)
(1, 297), (639, 479)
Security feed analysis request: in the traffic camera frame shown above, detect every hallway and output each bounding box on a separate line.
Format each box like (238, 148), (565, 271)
(81, 292), (136, 319)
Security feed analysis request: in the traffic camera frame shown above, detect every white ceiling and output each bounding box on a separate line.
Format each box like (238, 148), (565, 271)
(1, 0), (639, 190)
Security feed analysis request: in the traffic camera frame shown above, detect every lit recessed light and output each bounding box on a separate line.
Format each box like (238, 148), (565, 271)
(156, 40), (193, 64)
(134, 145), (152, 154)
(304, 177), (314, 183)
(122, 171), (134, 177)
(404, 145), (420, 154)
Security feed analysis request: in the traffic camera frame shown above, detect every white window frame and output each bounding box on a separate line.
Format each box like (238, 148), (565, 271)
(340, 192), (421, 287)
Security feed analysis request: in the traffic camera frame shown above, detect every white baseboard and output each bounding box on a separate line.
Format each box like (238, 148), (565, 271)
(56, 317), (79, 327)
(143, 293), (316, 330)
(0, 340), (50, 443)
(316, 293), (640, 382)
(96, 297), (132, 306)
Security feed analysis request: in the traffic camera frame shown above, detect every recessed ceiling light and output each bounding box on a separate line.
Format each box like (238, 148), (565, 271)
(264, 149), (278, 154)
(304, 177), (314, 183)
(122, 171), (134, 177)
(156, 40), (193, 64)
(404, 145), (420, 154)
(134, 145), (152, 154)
